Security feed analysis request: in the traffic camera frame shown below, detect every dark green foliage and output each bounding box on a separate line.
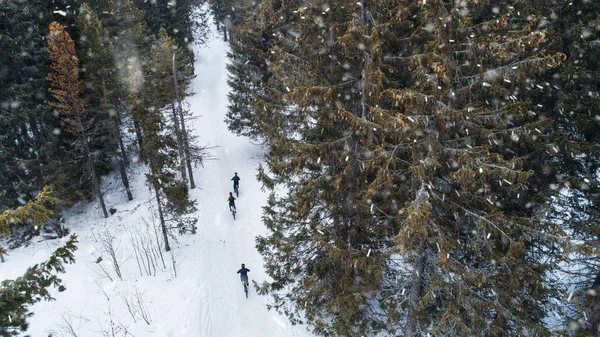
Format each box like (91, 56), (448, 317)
(76, 3), (133, 201)
(0, 1), (59, 208)
(207, 0), (257, 41)
(0, 234), (78, 336)
(47, 20), (110, 218)
(238, 0), (600, 336)
(0, 186), (57, 239)
(530, 1), (600, 335)
(134, 0), (208, 60)
(126, 28), (199, 250)
(141, 29), (195, 212)
(0, 0), (204, 216)
(225, 8), (274, 140)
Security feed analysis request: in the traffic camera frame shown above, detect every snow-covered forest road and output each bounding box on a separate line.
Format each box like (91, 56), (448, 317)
(181, 28), (313, 337)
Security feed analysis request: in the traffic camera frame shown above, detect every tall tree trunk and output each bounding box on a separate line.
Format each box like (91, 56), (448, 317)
(154, 186), (170, 251)
(180, 116), (195, 189)
(81, 128), (109, 218)
(133, 116), (144, 161)
(405, 244), (426, 337)
(117, 146), (133, 201)
(171, 102), (187, 184)
(172, 53), (195, 189)
(111, 115), (133, 200)
(116, 114), (129, 166)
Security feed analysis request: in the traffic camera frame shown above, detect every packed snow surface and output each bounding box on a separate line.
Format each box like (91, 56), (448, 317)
(0, 27), (314, 337)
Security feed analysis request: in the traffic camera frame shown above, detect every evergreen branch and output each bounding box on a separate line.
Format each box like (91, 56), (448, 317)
(0, 186), (56, 237)
(280, 52), (310, 65)
(454, 52), (567, 88)
(0, 235), (78, 336)
(441, 196), (512, 241)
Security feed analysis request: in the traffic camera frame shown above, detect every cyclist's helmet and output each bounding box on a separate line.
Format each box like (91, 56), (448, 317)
(235, 172), (238, 175)
(229, 192), (233, 196)
(241, 263), (245, 267)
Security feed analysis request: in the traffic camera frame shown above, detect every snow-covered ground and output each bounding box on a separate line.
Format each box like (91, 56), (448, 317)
(0, 27), (314, 337)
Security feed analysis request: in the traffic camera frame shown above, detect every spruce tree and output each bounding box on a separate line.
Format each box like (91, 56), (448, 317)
(208, 0), (256, 41)
(149, 28), (197, 189)
(257, 1), (395, 335)
(127, 29), (197, 251)
(530, 0), (600, 334)
(0, 187), (77, 336)
(255, 0), (572, 335)
(76, 3), (133, 201)
(0, 186), (57, 261)
(0, 235), (78, 336)
(109, 0), (151, 158)
(133, 0), (206, 60)
(47, 21), (109, 218)
(0, 1), (57, 208)
(224, 1), (276, 140)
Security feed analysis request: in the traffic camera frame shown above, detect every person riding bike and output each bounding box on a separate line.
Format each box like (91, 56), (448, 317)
(231, 172), (240, 194)
(237, 263), (250, 288)
(227, 192), (237, 213)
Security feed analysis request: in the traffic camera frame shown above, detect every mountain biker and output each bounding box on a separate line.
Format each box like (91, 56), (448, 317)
(231, 172), (240, 191)
(227, 192), (237, 213)
(237, 263), (250, 286)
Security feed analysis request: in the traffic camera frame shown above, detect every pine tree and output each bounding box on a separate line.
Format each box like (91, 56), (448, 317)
(133, 0), (207, 59)
(0, 234), (78, 336)
(47, 21), (109, 218)
(208, 0), (257, 41)
(127, 29), (197, 251)
(0, 1), (58, 208)
(255, 0), (573, 335)
(76, 3), (133, 201)
(172, 51), (197, 189)
(257, 1), (395, 335)
(0, 186), (57, 261)
(224, 1), (276, 140)
(0, 186), (76, 336)
(107, 0), (152, 158)
(528, 1), (600, 334)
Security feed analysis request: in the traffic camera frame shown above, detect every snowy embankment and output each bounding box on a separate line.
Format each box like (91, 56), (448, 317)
(0, 28), (314, 337)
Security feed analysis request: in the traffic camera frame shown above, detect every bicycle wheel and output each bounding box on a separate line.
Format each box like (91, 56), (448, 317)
(244, 281), (248, 298)
(234, 186), (239, 197)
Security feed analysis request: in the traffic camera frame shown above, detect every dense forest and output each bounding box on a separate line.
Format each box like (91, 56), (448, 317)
(220, 0), (600, 336)
(0, 0), (207, 334)
(1, 0), (600, 336)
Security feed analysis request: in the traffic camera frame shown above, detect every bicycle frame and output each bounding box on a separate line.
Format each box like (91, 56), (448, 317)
(242, 279), (249, 298)
(230, 205), (236, 219)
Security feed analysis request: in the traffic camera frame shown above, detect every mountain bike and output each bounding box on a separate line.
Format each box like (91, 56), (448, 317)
(242, 279), (249, 298)
(230, 205), (236, 220)
(234, 185), (239, 197)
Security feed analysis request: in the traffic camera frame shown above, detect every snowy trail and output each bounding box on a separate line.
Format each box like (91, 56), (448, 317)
(0, 25), (313, 337)
(179, 30), (311, 337)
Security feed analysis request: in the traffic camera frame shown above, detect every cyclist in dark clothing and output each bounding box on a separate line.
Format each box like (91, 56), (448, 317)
(231, 172), (240, 189)
(231, 172), (240, 196)
(227, 192), (237, 213)
(237, 263), (250, 282)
